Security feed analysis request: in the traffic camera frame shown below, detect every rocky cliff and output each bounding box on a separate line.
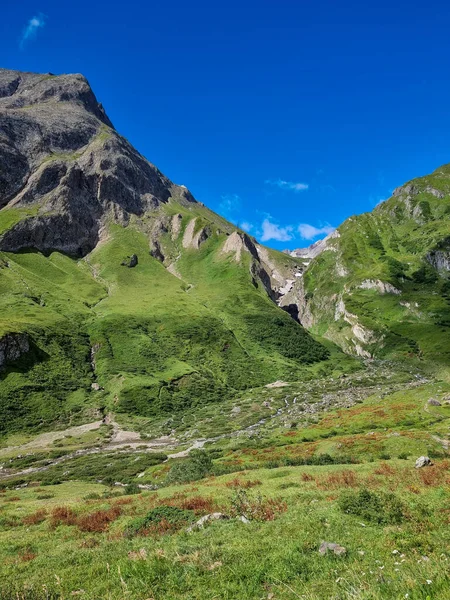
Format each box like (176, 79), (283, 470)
(0, 69), (195, 256)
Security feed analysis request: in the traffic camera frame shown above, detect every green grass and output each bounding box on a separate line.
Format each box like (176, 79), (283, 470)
(0, 457), (449, 599)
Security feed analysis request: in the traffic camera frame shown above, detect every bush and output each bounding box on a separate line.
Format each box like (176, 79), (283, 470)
(124, 505), (193, 537)
(339, 489), (407, 524)
(165, 450), (213, 484)
(412, 264), (438, 284)
(124, 483), (142, 495)
(230, 489), (287, 522)
(83, 492), (101, 500)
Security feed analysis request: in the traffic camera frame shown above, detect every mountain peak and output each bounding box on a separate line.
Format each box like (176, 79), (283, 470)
(0, 69), (195, 256)
(0, 69), (113, 127)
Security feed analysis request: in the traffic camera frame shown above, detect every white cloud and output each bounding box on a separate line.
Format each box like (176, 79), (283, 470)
(261, 219), (294, 242)
(20, 13), (46, 49)
(298, 223), (335, 240)
(240, 221), (253, 232)
(265, 179), (309, 192)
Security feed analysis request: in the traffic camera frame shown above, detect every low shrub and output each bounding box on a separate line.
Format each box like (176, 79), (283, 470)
(83, 493), (101, 500)
(278, 482), (301, 490)
(230, 489), (287, 522)
(36, 493), (55, 500)
(124, 505), (194, 537)
(50, 506), (77, 528)
(165, 450), (213, 484)
(77, 506), (122, 532)
(226, 478), (262, 489)
(320, 470), (358, 489)
(22, 509), (47, 526)
(124, 483), (142, 495)
(339, 489), (407, 524)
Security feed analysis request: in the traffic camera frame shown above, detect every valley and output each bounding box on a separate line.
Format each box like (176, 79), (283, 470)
(0, 68), (449, 599)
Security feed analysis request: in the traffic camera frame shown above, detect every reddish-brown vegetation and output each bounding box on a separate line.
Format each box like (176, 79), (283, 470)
(317, 469), (358, 489)
(18, 550), (37, 562)
(374, 463), (396, 476)
(50, 506), (77, 528)
(22, 509), (47, 526)
(226, 478), (262, 489)
(160, 493), (219, 514)
(77, 506), (122, 533)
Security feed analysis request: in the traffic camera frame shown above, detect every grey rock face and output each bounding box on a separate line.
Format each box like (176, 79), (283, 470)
(0, 333), (30, 369)
(426, 249), (450, 272)
(415, 456), (432, 468)
(0, 69), (196, 256)
(288, 230), (339, 260)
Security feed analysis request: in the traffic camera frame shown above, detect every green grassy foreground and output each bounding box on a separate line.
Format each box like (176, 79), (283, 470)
(0, 362), (449, 600)
(1, 459), (449, 600)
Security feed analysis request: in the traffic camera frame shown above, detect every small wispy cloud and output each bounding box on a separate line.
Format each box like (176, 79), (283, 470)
(240, 221), (253, 233)
(265, 179), (309, 192)
(298, 223), (335, 240)
(261, 218), (294, 242)
(20, 13), (46, 49)
(219, 193), (241, 217)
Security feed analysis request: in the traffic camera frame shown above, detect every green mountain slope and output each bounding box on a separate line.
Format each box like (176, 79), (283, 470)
(0, 216), (334, 436)
(295, 164), (450, 370)
(0, 69), (334, 437)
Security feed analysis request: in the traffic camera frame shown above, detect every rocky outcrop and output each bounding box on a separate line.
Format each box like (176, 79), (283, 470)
(426, 249), (450, 272)
(0, 333), (30, 369)
(359, 279), (401, 295)
(121, 254), (138, 268)
(288, 230), (339, 260)
(222, 231), (258, 262)
(171, 213), (182, 240)
(0, 69), (196, 256)
(149, 242), (164, 262)
(192, 226), (210, 249)
(182, 218), (197, 249)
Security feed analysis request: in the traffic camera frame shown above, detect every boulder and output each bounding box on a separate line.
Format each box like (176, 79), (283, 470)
(0, 333), (30, 369)
(237, 515), (251, 524)
(319, 541), (347, 556)
(415, 456), (432, 469)
(121, 254), (138, 268)
(187, 512), (229, 532)
(427, 398), (441, 406)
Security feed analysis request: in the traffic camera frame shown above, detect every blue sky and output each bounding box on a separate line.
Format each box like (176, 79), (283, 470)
(3, 1), (450, 249)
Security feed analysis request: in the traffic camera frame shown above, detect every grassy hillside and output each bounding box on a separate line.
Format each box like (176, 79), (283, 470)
(301, 164), (450, 369)
(0, 202), (332, 438)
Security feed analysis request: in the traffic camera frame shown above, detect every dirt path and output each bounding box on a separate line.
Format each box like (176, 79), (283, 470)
(0, 420), (104, 458)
